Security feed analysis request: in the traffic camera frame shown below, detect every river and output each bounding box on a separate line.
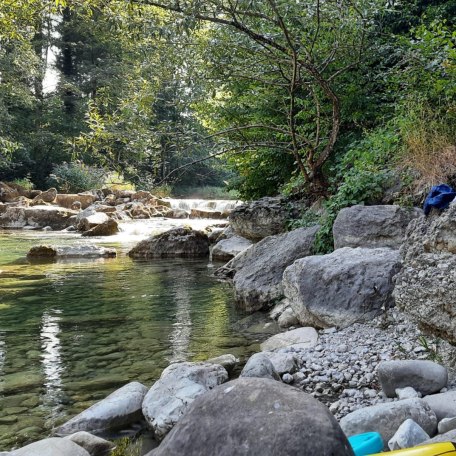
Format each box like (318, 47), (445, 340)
(0, 207), (276, 451)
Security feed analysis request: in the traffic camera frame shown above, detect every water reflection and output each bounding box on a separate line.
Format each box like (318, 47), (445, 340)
(168, 282), (192, 364)
(40, 311), (64, 411)
(0, 336), (5, 377)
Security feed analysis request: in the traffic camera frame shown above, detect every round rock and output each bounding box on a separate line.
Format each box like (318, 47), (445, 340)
(150, 378), (354, 456)
(378, 360), (448, 398)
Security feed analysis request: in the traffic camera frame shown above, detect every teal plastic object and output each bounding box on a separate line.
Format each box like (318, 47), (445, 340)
(348, 432), (384, 456)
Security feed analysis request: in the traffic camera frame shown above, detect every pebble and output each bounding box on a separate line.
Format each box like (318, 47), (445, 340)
(280, 309), (456, 420)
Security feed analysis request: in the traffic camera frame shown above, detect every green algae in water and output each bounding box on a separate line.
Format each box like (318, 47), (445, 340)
(0, 230), (277, 451)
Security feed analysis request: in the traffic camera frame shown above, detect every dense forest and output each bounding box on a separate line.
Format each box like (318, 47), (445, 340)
(1, 0), (455, 204)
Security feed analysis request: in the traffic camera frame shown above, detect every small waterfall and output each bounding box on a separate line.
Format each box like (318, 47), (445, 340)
(163, 198), (241, 214)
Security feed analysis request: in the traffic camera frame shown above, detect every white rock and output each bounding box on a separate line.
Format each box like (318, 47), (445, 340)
(388, 419), (430, 450)
(396, 387), (421, 400)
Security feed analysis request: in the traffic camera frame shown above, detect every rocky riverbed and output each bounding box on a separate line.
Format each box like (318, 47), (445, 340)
(3, 185), (456, 455)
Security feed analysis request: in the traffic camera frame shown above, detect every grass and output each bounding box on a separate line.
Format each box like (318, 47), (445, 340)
(399, 105), (456, 191)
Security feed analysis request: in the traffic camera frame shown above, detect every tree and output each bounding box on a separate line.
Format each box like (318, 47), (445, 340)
(133, 0), (377, 194)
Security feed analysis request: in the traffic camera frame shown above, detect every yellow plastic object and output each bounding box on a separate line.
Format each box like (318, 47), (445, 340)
(371, 442), (456, 455)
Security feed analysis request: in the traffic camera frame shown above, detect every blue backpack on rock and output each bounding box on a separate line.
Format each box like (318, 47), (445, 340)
(423, 184), (456, 216)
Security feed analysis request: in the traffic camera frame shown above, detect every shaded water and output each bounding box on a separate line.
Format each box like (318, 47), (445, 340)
(0, 221), (275, 451)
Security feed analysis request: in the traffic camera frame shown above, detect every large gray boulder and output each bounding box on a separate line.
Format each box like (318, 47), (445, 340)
(340, 398), (437, 446)
(394, 203), (456, 344)
(129, 227), (210, 258)
(423, 391), (456, 421)
(378, 360), (448, 398)
(240, 353), (280, 381)
(142, 362), (228, 440)
(211, 235), (253, 261)
(11, 438), (90, 456)
(283, 247), (401, 328)
(229, 197), (299, 241)
(55, 381), (148, 435)
(150, 378), (354, 456)
(333, 205), (422, 250)
(215, 226), (319, 312)
(0, 206), (77, 229)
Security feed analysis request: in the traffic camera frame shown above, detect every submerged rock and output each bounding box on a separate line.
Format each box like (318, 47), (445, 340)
(378, 360), (447, 397)
(150, 378), (355, 456)
(55, 381), (148, 435)
(215, 226), (318, 312)
(128, 227), (210, 258)
(283, 247), (401, 328)
(333, 205), (422, 250)
(142, 362), (228, 439)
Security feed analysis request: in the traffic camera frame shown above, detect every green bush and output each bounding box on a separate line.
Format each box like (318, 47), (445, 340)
(46, 162), (105, 193)
(291, 126), (399, 253)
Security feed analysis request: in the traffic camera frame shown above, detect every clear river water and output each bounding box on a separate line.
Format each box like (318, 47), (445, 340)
(0, 215), (277, 451)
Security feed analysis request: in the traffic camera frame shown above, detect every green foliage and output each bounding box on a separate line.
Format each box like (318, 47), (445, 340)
(291, 126), (399, 252)
(11, 175), (34, 190)
(110, 437), (141, 456)
(46, 162), (105, 193)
